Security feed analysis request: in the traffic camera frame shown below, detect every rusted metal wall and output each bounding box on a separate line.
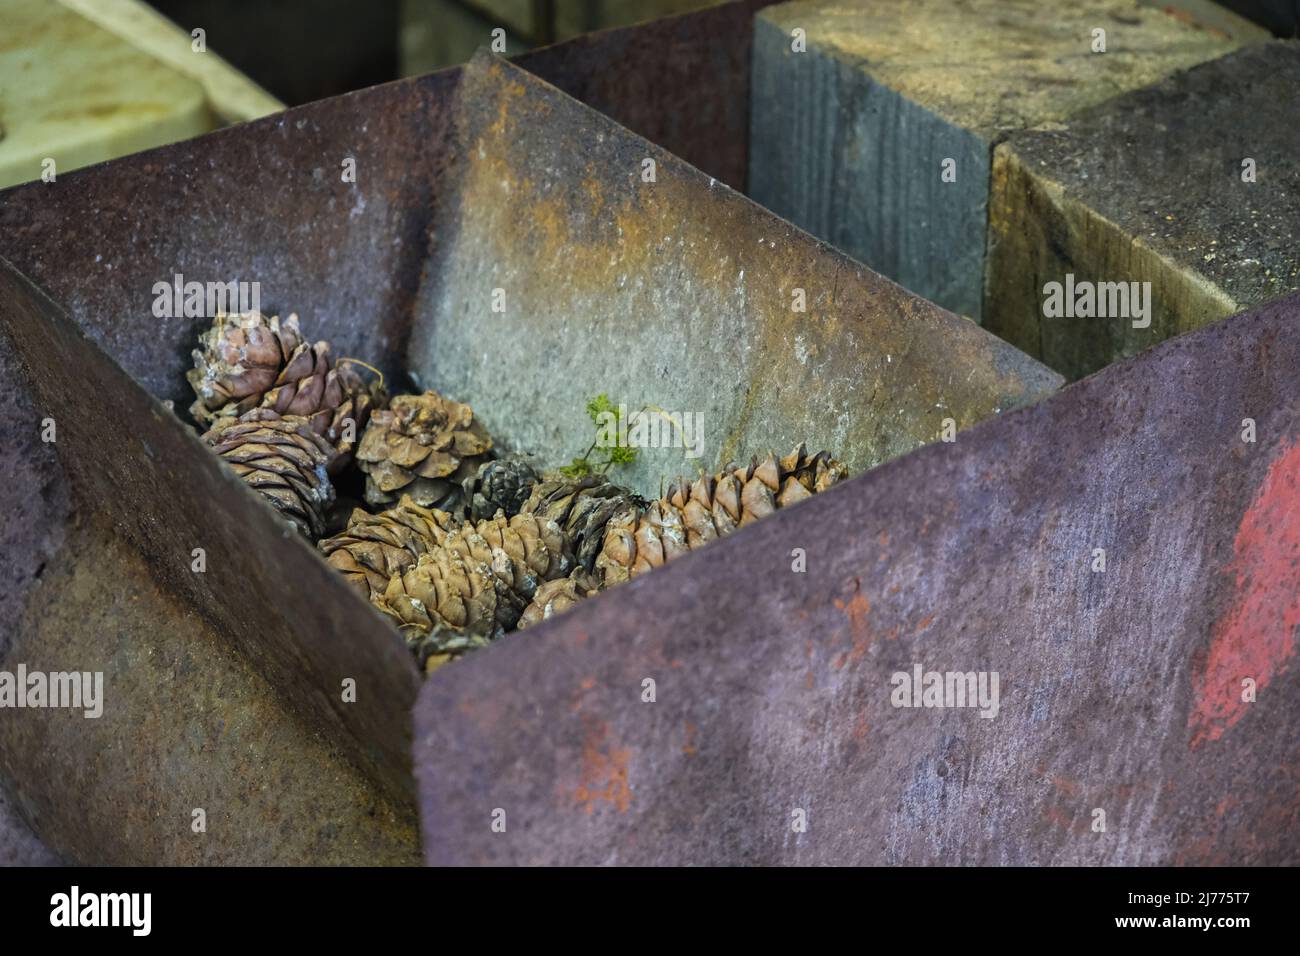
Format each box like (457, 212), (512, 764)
(413, 55), (1061, 497)
(413, 293), (1300, 865)
(0, 261), (423, 864)
(514, 0), (775, 191)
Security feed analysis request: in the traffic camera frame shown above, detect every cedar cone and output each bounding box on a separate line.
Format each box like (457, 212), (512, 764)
(462, 455), (541, 521)
(356, 391), (493, 510)
(520, 472), (645, 573)
(517, 445), (846, 625)
(202, 408), (337, 537)
(596, 444), (846, 585)
(375, 512), (571, 642)
(187, 311), (304, 424)
(516, 569), (601, 630)
(187, 311), (383, 471)
(410, 625), (492, 675)
(318, 495), (460, 600)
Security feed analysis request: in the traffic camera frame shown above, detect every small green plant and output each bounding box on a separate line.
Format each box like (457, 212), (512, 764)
(561, 394), (640, 477)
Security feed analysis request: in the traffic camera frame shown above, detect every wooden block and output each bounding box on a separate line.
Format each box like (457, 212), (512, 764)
(59, 0), (283, 124)
(0, 0), (210, 189)
(750, 0), (1254, 320)
(986, 41), (1300, 379)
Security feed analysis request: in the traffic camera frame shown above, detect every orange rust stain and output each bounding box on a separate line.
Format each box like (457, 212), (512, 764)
(915, 613), (935, 632)
(580, 677), (596, 691)
(682, 722), (697, 756)
(831, 582), (876, 669)
(573, 722), (633, 815)
(833, 589), (871, 640)
(834, 652), (848, 671)
(847, 636), (873, 665)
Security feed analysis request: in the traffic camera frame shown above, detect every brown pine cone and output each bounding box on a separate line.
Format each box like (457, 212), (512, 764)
(187, 311), (305, 425)
(202, 408), (337, 537)
(259, 348), (383, 471)
(516, 569), (602, 630)
(187, 311), (384, 471)
(410, 624), (493, 675)
(356, 391), (493, 510)
(376, 548), (503, 644)
(437, 513), (571, 616)
(596, 444), (847, 586)
(318, 495), (459, 600)
(375, 513), (571, 642)
(520, 472), (645, 573)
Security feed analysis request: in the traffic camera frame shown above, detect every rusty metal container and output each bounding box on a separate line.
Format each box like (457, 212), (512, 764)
(0, 1), (1059, 865)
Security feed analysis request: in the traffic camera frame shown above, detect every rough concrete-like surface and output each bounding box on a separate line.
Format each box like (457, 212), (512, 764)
(414, 294), (1300, 865)
(413, 54), (1061, 498)
(749, 0), (1251, 319)
(986, 41), (1300, 379)
(0, 518), (420, 866)
(0, 323), (68, 865)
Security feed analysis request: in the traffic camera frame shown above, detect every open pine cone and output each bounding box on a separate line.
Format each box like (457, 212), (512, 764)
(318, 494), (460, 600)
(520, 472), (644, 573)
(516, 569), (602, 630)
(187, 311), (383, 471)
(596, 444), (847, 586)
(356, 391), (493, 510)
(517, 445), (847, 625)
(375, 512), (571, 643)
(187, 311), (305, 424)
(202, 408), (337, 537)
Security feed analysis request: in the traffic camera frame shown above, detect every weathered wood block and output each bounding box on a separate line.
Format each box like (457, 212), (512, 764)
(749, 0), (1257, 320)
(986, 41), (1300, 379)
(0, 0), (209, 189)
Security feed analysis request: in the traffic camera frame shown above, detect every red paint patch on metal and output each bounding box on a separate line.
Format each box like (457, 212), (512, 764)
(1190, 438), (1300, 747)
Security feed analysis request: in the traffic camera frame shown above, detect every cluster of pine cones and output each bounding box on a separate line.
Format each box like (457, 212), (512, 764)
(186, 311), (849, 675)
